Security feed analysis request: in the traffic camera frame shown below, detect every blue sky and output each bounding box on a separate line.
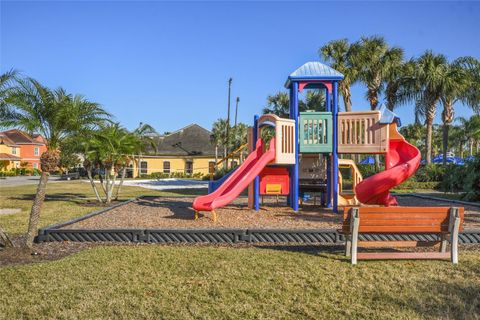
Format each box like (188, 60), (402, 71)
(1, 1), (479, 133)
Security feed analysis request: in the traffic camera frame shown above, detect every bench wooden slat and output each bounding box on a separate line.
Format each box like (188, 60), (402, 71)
(343, 207), (455, 214)
(357, 252), (450, 260)
(358, 241), (440, 248)
(343, 213), (454, 220)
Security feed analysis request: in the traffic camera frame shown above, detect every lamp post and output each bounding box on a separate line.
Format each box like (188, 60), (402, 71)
(225, 78), (232, 170)
(234, 97), (240, 127)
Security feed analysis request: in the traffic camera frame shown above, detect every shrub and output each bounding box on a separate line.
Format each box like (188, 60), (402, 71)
(414, 164), (445, 182)
(357, 164), (384, 178)
(462, 157), (480, 202)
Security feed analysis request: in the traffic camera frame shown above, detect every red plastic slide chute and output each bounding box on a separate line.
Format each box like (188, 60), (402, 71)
(193, 138), (276, 212)
(355, 129), (421, 206)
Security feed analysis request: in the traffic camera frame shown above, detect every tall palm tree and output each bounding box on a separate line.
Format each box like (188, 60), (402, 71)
(397, 51), (448, 163)
(384, 59), (416, 111)
(2, 78), (110, 247)
(350, 36), (404, 110)
(0, 70), (18, 248)
(439, 57), (479, 164)
(319, 39), (358, 112)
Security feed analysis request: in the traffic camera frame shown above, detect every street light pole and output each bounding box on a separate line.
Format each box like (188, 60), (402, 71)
(225, 78), (232, 170)
(234, 97), (240, 128)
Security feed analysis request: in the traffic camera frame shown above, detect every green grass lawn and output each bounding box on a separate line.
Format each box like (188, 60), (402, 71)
(0, 180), (205, 235)
(1, 245), (479, 319)
(1, 180), (480, 319)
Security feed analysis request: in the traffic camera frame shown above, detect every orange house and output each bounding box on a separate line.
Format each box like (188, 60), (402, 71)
(0, 129), (47, 170)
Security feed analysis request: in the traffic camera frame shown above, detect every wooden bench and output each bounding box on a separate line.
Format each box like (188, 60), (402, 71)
(341, 207), (464, 264)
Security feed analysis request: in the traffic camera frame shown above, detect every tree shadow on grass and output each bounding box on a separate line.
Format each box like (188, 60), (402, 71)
(10, 193), (90, 203)
(379, 275), (480, 319)
(254, 244), (345, 257)
(133, 197), (197, 221)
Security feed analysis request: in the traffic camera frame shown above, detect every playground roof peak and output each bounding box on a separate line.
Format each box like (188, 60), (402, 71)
(378, 105), (402, 127)
(284, 61), (344, 88)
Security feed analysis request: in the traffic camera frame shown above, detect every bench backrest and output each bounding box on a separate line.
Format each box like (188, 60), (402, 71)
(342, 207), (464, 233)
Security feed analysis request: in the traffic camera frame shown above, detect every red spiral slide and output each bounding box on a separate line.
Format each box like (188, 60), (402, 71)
(193, 138), (276, 212)
(355, 130), (421, 206)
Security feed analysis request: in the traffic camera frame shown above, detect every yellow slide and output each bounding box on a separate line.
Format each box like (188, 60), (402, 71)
(338, 159), (363, 206)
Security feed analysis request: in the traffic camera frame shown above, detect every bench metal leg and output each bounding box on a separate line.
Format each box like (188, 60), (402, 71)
(345, 235), (351, 257)
(350, 208), (360, 265)
(449, 208), (460, 264)
(440, 234), (448, 253)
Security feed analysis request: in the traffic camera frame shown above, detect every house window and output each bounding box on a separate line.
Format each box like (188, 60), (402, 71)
(34, 147), (39, 156)
(185, 161), (193, 175)
(163, 161), (171, 174)
(11, 147), (16, 155)
(140, 161), (148, 175)
(208, 161), (216, 174)
(33, 163), (38, 169)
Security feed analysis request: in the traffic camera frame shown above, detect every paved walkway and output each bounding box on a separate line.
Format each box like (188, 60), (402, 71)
(120, 178), (208, 190)
(0, 175), (64, 187)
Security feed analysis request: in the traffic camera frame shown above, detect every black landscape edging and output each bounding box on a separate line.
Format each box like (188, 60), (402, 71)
(36, 228), (480, 245)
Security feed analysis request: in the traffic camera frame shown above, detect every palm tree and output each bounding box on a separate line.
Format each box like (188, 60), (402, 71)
(457, 116), (480, 156)
(84, 123), (140, 203)
(2, 78), (110, 247)
(0, 70), (18, 108)
(0, 70), (18, 247)
(133, 122), (158, 177)
(397, 51), (448, 163)
(319, 39), (358, 112)
(438, 57), (478, 164)
(211, 118), (230, 163)
(384, 59), (416, 111)
(262, 92), (290, 117)
(350, 36), (404, 110)
(300, 90), (326, 111)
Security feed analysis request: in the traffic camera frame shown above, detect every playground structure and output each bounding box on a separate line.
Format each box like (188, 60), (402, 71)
(193, 61), (422, 217)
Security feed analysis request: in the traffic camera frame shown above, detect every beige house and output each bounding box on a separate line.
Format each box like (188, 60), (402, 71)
(131, 124), (236, 178)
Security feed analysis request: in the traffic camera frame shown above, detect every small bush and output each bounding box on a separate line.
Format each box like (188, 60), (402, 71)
(357, 164), (384, 178)
(414, 164), (445, 182)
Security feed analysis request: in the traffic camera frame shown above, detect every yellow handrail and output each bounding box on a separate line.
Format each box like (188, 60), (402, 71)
(210, 143), (248, 180)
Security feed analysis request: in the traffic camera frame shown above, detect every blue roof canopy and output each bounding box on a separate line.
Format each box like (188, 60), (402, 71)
(284, 61), (344, 88)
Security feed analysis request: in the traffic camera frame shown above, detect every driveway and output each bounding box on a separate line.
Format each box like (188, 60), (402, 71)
(0, 175), (64, 187)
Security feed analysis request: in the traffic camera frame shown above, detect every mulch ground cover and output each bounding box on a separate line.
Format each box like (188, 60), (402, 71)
(60, 195), (480, 230)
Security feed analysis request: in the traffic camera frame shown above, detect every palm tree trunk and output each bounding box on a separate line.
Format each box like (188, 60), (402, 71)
(24, 171), (49, 248)
(114, 167), (126, 200)
(340, 84), (352, 112)
(442, 124), (449, 165)
(470, 140), (474, 156)
(442, 101), (454, 165)
(87, 168), (103, 202)
(425, 117), (434, 164)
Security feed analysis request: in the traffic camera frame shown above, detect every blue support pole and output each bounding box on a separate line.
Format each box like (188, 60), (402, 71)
(325, 87), (332, 208)
(292, 82), (299, 212)
(253, 115), (260, 211)
(332, 82), (339, 213)
(287, 85), (294, 207)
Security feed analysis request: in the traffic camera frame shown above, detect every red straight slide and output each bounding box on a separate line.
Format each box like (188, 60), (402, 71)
(355, 133), (421, 206)
(193, 138), (276, 212)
